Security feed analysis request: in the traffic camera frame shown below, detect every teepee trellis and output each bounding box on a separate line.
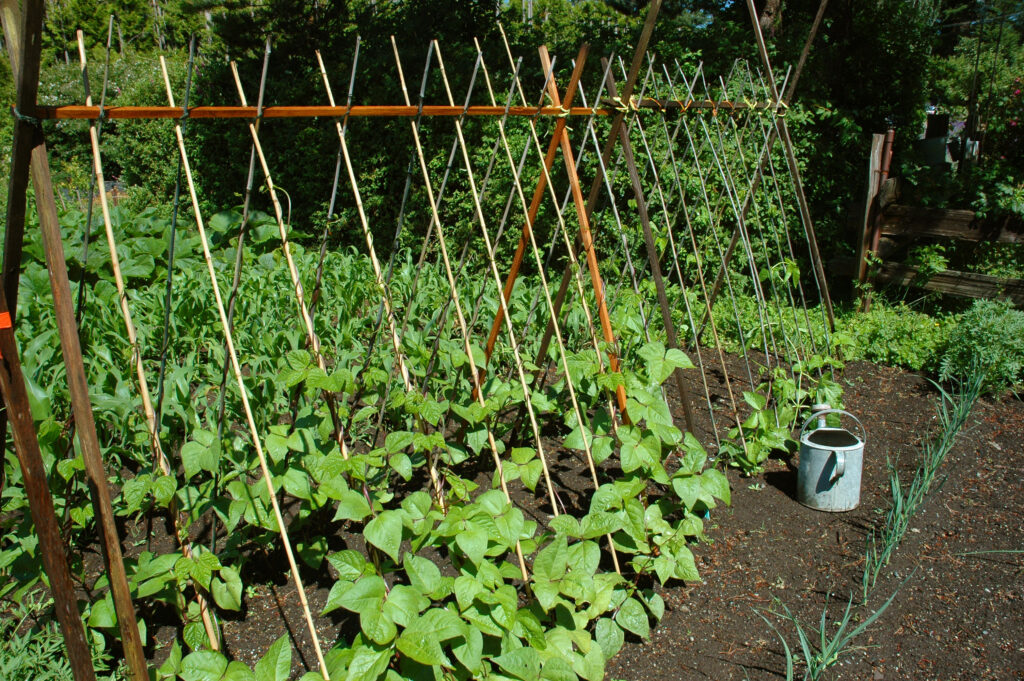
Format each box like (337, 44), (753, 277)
(0, 0), (842, 677)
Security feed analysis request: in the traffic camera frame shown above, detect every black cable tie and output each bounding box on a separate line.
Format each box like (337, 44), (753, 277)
(11, 106), (40, 127)
(180, 106), (190, 121)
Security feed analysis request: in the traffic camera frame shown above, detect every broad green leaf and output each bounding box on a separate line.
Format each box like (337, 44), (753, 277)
(396, 615), (447, 666)
(254, 635), (291, 681)
(455, 522), (487, 565)
(581, 512), (621, 539)
(344, 644), (391, 681)
(594, 617), (624, 659)
(382, 584), (424, 628)
(223, 661), (256, 681)
(181, 440), (219, 479)
(360, 605), (397, 645)
(672, 545), (700, 581)
(384, 431), (415, 454)
(88, 596), (115, 629)
(493, 647), (541, 680)
(211, 566), (243, 611)
(452, 626), (484, 676)
(548, 515), (581, 537)
(337, 576), (387, 614)
(333, 489), (371, 522)
(364, 510), (403, 562)
(615, 597), (650, 639)
(699, 468), (731, 506)
(403, 554), (442, 596)
(328, 550), (369, 581)
(181, 651), (228, 681)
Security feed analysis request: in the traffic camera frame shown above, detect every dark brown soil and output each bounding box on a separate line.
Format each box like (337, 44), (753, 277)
(605, 360), (1024, 681)
(133, 358), (1023, 680)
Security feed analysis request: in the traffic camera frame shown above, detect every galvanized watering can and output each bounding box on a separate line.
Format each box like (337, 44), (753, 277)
(797, 406), (866, 512)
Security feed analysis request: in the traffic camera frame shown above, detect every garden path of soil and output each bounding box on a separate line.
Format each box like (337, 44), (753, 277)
(134, 359), (1022, 680)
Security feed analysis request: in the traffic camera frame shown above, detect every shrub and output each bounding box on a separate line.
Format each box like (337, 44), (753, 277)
(940, 299), (1024, 392)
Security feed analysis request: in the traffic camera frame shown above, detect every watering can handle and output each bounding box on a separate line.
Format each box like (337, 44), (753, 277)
(798, 408), (866, 443)
(831, 450), (846, 481)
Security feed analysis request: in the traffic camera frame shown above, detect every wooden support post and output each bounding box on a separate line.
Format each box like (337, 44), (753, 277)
(856, 133), (885, 289)
(858, 129), (895, 312)
(745, 0), (835, 332)
(481, 44), (588, 372)
(0, 4), (148, 679)
(534, 0), (662, 376)
(869, 129), (895, 257)
(602, 62), (697, 435)
(0, 298), (96, 681)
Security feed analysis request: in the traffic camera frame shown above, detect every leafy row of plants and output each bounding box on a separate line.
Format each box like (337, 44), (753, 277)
(2, 200), (755, 680)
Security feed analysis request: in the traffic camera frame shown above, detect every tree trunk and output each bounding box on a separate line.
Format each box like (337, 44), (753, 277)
(759, 0), (783, 36)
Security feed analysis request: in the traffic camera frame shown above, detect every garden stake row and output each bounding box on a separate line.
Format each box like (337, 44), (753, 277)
(621, 59), (721, 444)
(601, 61), (699, 438)
(479, 44), (588, 382)
(648, 65), (749, 456)
(606, 59), (753, 440)
(215, 37), (271, 445)
(156, 35), (197, 425)
(693, 66), (780, 376)
(430, 38), (562, 515)
(0, 3), (148, 679)
(311, 36), (360, 323)
(669, 62), (758, 392)
(746, 0), (835, 335)
(718, 68), (810, 371)
(532, 0), (662, 398)
(158, 59), (332, 680)
(390, 36), (531, 581)
(79, 34), (220, 651)
(477, 40), (622, 574)
(313, 50), (448, 508)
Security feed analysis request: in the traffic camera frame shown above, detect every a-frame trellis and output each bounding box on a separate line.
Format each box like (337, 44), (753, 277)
(0, 1), (835, 679)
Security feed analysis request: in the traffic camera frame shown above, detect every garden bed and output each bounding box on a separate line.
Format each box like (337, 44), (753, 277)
(111, 358), (1023, 679)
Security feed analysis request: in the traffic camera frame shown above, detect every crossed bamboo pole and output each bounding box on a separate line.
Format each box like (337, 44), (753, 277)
(160, 59), (331, 681)
(475, 38), (621, 573)
(78, 33), (221, 651)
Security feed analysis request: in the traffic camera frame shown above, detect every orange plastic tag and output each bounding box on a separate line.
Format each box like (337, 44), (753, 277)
(0, 311), (11, 329)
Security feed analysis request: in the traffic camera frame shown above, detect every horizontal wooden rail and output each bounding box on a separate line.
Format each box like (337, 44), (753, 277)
(26, 98), (780, 121)
(834, 256), (1024, 307)
(880, 205), (1024, 244)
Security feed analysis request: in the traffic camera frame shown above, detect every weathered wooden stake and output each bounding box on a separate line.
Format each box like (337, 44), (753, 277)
(0, 3), (148, 678)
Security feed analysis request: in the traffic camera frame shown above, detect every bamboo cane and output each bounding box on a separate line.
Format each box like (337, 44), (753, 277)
(314, 49), (446, 510)
(430, 39), (562, 516)
(159, 59), (331, 680)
